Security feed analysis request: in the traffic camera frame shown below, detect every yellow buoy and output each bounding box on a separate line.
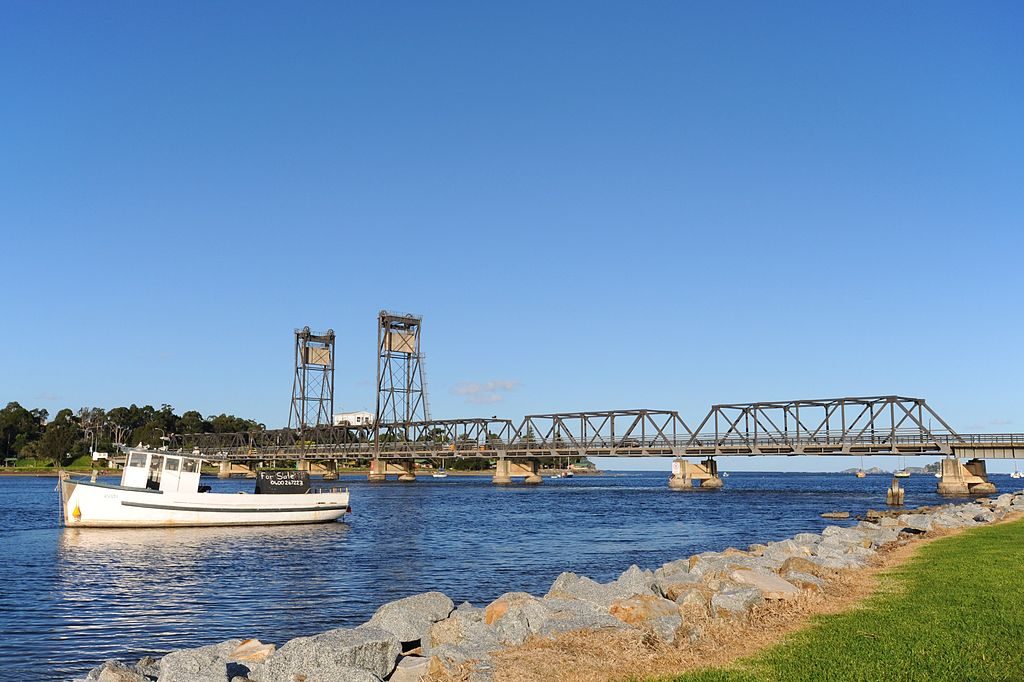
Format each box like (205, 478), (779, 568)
(72, 504), (81, 520)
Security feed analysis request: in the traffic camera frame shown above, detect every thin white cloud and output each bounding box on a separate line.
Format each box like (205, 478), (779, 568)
(452, 380), (521, 404)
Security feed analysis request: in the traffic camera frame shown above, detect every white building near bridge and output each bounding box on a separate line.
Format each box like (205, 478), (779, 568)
(333, 411), (375, 427)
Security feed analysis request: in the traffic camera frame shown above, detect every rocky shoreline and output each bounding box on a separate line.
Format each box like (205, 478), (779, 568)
(82, 491), (1024, 682)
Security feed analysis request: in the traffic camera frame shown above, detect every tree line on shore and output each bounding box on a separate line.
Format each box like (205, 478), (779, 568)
(0, 402), (263, 467)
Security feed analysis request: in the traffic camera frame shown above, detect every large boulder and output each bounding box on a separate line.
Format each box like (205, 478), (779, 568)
(729, 569), (800, 600)
(654, 557), (693, 580)
(366, 592), (454, 644)
(537, 598), (628, 636)
(545, 565), (656, 608)
(483, 592), (553, 645)
(158, 640), (244, 682)
(779, 556), (833, 578)
(897, 513), (934, 532)
(86, 660), (146, 682)
(687, 552), (775, 578)
(820, 526), (871, 549)
(710, 586), (763, 619)
(760, 539), (812, 563)
(608, 595), (682, 642)
(423, 603), (500, 662)
(389, 655), (431, 682)
(250, 626), (400, 682)
(782, 571), (825, 591)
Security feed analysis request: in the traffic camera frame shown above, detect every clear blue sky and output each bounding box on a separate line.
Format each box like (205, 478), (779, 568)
(2, 2), (1022, 471)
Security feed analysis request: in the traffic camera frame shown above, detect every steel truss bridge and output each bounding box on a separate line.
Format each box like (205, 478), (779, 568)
(168, 396), (1024, 463)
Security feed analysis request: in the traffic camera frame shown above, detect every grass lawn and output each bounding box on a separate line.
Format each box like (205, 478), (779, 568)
(670, 518), (1024, 682)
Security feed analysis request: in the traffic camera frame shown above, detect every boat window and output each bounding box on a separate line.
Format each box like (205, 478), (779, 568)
(164, 457), (180, 471)
(129, 453), (147, 468)
(182, 458), (198, 473)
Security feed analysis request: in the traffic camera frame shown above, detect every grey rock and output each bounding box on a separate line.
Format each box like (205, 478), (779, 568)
(974, 510), (996, 523)
(782, 571), (825, 590)
(729, 569), (800, 600)
(993, 494), (1014, 508)
(484, 592), (553, 645)
(87, 660), (146, 682)
(792, 533), (822, 546)
(250, 626), (399, 682)
(546, 566), (656, 608)
(423, 603), (498, 660)
(673, 586), (710, 615)
(897, 513), (934, 532)
(158, 640), (244, 682)
(429, 642), (494, 670)
(710, 586), (763, 618)
(653, 557), (692, 580)
(653, 570), (702, 600)
(389, 655), (430, 682)
(821, 526), (871, 548)
(614, 564), (657, 596)
(538, 598), (629, 636)
(136, 656), (160, 680)
(367, 591), (454, 644)
(607, 594), (682, 642)
(688, 552), (778, 578)
(761, 539), (811, 563)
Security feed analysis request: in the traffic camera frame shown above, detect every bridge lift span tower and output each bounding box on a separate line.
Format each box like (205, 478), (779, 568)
(288, 327), (336, 432)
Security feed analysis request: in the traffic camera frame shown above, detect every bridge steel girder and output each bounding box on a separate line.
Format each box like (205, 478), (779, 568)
(684, 395), (961, 456)
(167, 399), (1024, 462)
(507, 409), (694, 457)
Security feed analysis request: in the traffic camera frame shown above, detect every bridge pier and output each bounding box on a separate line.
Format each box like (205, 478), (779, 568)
(218, 461), (232, 479)
(937, 457), (996, 495)
(368, 459), (387, 482)
(397, 459), (417, 482)
(513, 459), (543, 484)
(669, 458), (723, 490)
(493, 458), (512, 485)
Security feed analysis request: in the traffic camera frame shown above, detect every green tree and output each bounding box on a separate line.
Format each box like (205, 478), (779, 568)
(40, 409), (82, 466)
(0, 402), (45, 456)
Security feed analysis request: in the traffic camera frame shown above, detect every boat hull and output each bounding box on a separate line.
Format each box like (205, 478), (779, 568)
(61, 479), (350, 528)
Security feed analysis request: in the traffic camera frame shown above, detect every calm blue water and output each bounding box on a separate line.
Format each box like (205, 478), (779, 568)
(0, 470), (994, 681)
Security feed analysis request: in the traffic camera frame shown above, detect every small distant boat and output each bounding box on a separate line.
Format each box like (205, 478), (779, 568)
(550, 473), (562, 479)
(432, 468), (449, 478)
(894, 470), (911, 478)
(934, 472), (942, 478)
(59, 448), (350, 528)
(563, 470), (574, 478)
(855, 470), (867, 478)
(1011, 470), (1023, 480)
(721, 472), (730, 478)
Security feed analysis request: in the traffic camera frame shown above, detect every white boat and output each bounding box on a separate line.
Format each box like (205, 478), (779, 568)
(432, 469), (449, 478)
(1011, 470), (1023, 480)
(894, 470), (911, 478)
(563, 470), (574, 478)
(59, 449), (350, 528)
(934, 472), (942, 478)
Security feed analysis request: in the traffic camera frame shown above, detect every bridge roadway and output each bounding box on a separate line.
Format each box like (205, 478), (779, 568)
(171, 397), (1024, 463)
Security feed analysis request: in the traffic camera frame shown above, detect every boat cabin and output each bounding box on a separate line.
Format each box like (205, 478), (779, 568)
(120, 450), (203, 494)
